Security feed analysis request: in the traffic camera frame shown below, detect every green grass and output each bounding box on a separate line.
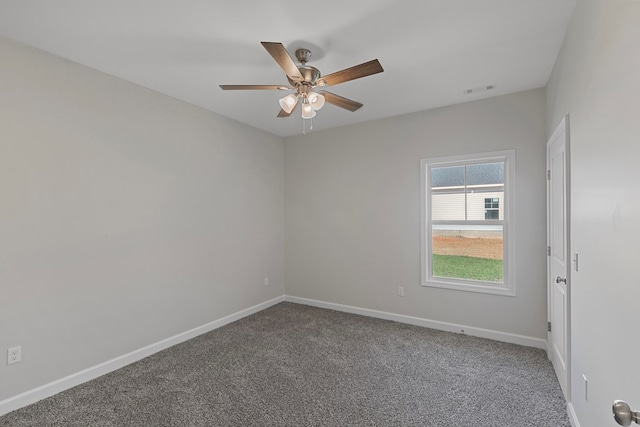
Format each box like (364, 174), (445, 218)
(432, 254), (503, 282)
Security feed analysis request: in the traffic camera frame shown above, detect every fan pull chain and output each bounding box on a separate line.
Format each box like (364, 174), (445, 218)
(301, 118), (313, 135)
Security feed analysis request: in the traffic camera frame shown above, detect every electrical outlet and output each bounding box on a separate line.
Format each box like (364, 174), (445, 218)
(263, 277), (269, 287)
(398, 286), (405, 297)
(7, 346), (21, 365)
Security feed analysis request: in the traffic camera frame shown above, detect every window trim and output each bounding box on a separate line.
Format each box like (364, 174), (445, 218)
(420, 150), (516, 296)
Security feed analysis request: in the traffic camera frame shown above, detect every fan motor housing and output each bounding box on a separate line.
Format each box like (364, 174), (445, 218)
(287, 66), (321, 87)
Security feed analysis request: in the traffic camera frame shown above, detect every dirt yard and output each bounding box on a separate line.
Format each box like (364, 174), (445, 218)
(432, 236), (503, 260)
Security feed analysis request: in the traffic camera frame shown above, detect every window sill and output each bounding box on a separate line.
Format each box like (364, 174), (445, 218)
(422, 279), (516, 297)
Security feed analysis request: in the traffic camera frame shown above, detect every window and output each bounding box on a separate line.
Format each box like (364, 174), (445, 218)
(484, 198), (499, 220)
(420, 150), (516, 296)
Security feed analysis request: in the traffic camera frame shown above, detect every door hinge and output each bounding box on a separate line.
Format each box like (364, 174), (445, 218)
(547, 170), (551, 180)
(547, 246), (551, 256)
(548, 321), (552, 332)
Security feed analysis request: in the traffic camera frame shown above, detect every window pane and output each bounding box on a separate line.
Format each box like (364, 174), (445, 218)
(431, 166), (465, 188)
(485, 210), (499, 220)
(432, 193), (465, 220)
(432, 225), (503, 283)
(484, 198), (499, 209)
(466, 162), (503, 186)
(467, 191), (503, 220)
(431, 166), (466, 220)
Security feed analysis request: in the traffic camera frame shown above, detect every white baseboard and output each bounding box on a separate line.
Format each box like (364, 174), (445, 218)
(0, 295), (285, 417)
(284, 295), (547, 350)
(1, 294), (548, 417)
(567, 402), (581, 427)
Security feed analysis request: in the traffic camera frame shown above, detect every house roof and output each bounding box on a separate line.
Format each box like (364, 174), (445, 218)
(432, 163), (504, 188)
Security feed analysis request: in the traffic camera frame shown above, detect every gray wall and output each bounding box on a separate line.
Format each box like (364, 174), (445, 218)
(546, 0), (640, 425)
(284, 89), (548, 339)
(0, 37), (284, 401)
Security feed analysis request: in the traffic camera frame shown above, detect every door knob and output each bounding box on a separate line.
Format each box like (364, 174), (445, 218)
(555, 276), (567, 284)
(613, 400), (640, 426)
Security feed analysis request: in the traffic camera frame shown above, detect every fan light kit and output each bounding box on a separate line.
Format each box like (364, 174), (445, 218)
(220, 42), (384, 131)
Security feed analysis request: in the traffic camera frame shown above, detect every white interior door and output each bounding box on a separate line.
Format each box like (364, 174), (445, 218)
(547, 116), (570, 400)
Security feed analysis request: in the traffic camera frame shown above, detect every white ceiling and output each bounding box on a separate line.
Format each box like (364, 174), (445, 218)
(0, 0), (576, 137)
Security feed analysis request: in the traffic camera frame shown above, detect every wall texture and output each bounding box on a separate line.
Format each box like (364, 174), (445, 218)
(284, 89), (547, 340)
(546, 0), (640, 425)
(0, 37), (284, 401)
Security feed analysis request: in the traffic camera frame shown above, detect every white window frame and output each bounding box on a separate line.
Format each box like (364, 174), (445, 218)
(420, 150), (516, 296)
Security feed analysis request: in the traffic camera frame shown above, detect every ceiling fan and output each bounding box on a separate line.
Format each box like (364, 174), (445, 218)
(220, 42), (384, 120)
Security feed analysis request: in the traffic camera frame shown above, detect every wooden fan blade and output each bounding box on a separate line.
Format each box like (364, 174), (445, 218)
(318, 59), (384, 87)
(219, 85), (291, 90)
(261, 42), (303, 81)
(277, 109), (293, 118)
(320, 91), (363, 112)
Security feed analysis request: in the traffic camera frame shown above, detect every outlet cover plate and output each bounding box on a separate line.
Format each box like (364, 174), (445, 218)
(7, 346), (21, 365)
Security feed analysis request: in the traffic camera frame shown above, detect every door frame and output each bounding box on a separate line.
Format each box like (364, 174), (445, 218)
(547, 114), (571, 401)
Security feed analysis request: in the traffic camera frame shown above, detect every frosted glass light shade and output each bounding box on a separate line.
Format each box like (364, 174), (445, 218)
(301, 103), (316, 119)
(279, 94), (298, 114)
(308, 92), (325, 110)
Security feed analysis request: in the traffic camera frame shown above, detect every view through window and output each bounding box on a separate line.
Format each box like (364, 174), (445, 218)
(421, 150), (515, 295)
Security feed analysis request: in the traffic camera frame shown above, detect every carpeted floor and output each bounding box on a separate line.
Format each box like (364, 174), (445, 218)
(0, 302), (570, 426)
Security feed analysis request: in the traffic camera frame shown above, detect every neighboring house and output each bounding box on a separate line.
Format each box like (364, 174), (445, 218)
(431, 162), (505, 222)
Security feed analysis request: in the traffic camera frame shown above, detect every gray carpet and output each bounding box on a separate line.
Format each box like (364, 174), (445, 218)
(1, 302), (570, 426)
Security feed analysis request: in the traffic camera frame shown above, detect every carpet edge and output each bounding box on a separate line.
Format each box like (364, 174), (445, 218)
(284, 295), (547, 350)
(0, 295), (286, 417)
